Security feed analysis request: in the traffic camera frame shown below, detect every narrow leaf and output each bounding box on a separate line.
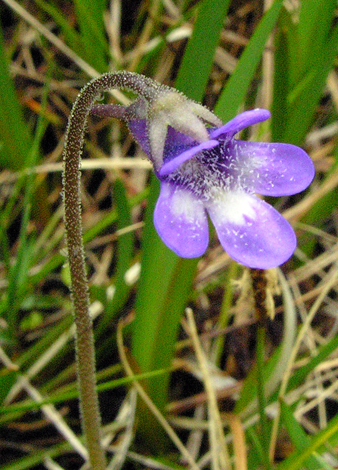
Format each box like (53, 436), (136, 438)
(0, 28), (32, 169)
(215, 0), (283, 122)
(175, 0), (231, 101)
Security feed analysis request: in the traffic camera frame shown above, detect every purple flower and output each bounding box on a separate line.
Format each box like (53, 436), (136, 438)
(127, 108), (314, 268)
(90, 73), (314, 268)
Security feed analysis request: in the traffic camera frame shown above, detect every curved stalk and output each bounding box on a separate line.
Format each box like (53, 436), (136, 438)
(62, 72), (153, 469)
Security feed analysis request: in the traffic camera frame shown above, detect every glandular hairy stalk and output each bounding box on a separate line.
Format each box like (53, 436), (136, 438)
(62, 72), (155, 470)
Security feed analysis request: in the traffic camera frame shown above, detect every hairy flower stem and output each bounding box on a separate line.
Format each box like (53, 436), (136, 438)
(62, 72), (153, 470)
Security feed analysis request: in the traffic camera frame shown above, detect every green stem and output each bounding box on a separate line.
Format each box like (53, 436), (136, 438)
(63, 82), (106, 470)
(63, 72), (152, 469)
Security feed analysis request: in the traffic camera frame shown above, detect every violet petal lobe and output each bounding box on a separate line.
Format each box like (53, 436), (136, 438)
(210, 109), (271, 140)
(206, 191), (296, 269)
(229, 140), (315, 196)
(128, 119), (218, 174)
(154, 182), (209, 258)
(159, 139), (219, 177)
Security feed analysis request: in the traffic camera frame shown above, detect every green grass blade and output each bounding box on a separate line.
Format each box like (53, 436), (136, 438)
(84, 187), (149, 243)
(235, 343), (281, 414)
(215, 0), (283, 122)
(131, 0), (232, 442)
(277, 411), (338, 470)
(27, 188), (148, 290)
(286, 333), (338, 395)
(297, 0), (337, 77)
(33, 0), (83, 55)
(97, 179), (134, 333)
(263, 330), (338, 416)
(0, 27), (32, 170)
(1, 441), (71, 470)
(272, 4), (338, 145)
(288, 25), (338, 145)
(15, 314), (73, 369)
(280, 400), (319, 470)
(3, 81), (48, 339)
(33, 0), (110, 72)
(175, 0), (232, 101)
(271, 21), (289, 142)
(0, 369), (17, 405)
(73, 0), (109, 72)
(131, 176), (198, 450)
(247, 427), (266, 468)
(132, 176), (197, 406)
(0, 368), (170, 417)
(302, 145), (338, 228)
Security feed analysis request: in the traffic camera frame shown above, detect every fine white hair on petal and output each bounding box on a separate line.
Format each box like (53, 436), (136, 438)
(207, 190), (257, 226)
(206, 191), (297, 268)
(169, 186), (205, 223)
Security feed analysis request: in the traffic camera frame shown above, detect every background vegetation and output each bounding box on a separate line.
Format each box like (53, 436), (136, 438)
(1, 0), (338, 469)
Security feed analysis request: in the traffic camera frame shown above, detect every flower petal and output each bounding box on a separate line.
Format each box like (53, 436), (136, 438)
(128, 119), (218, 174)
(158, 139), (219, 177)
(154, 182), (209, 258)
(206, 191), (296, 268)
(210, 109), (271, 139)
(229, 140), (315, 196)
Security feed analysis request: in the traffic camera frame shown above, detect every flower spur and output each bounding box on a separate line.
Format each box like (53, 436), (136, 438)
(90, 72), (315, 269)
